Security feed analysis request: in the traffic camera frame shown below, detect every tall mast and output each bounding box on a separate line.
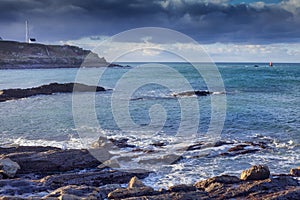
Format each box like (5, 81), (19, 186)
(25, 20), (29, 43)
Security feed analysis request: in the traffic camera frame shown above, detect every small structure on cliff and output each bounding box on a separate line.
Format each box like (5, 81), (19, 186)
(29, 38), (36, 43)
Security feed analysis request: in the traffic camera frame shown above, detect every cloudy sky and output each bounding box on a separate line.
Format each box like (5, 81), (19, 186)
(0, 0), (300, 62)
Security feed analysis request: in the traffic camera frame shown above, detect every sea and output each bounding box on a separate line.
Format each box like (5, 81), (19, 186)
(0, 62), (299, 189)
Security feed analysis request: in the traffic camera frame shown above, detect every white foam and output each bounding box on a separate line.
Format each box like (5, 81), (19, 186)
(5, 137), (85, 149)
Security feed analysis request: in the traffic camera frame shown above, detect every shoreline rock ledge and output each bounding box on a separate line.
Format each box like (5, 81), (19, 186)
(0, 146), (299, 199)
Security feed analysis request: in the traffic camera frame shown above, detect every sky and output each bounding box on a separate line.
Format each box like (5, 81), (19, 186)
(0, 0), (300, 62)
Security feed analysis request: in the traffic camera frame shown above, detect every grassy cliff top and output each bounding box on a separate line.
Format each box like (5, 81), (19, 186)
(0, 40), (107, 69)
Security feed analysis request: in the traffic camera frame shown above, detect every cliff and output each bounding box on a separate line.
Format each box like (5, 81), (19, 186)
(0, 41), (108, 69)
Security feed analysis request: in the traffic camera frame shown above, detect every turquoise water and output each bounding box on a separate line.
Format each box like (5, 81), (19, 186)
(0, 63), (299, 188)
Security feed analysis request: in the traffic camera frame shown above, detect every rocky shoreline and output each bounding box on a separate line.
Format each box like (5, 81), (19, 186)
(0, 40), (126, 69)
(0, 145), (299, 199)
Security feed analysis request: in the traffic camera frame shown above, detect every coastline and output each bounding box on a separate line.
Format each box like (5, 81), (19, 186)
(0, 62), (298, 199)
(0, 145), (299, 199)
(0, 40), (125, 69)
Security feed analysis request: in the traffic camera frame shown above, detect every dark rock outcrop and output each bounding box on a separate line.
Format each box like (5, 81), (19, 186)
(44, 185), (104, 199)
(172, 90), (212, 97)
(0, 82), (105, 102)
(107, 172), (300, 200)
(0, 146), (101, 175)
(108, 186), (156, 199)
(41, 169), (150, 190)
(194, 175), (241, 189)
(193, 174), (300, 200)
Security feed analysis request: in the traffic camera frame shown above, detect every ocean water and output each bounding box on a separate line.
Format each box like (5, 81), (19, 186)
(0, 63), (299, 188)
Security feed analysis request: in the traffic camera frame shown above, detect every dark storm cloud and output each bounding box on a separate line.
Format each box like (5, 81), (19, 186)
(0, 0), (299, 44)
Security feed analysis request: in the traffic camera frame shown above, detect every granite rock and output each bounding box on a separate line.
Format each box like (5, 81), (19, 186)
(0, 158), (20, 178)
(240, 165), (270, 181)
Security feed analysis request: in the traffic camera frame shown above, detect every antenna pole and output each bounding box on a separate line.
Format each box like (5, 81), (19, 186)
(25, 20), (29, 43)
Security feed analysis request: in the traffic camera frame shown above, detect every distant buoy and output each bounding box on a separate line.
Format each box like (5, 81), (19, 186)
(269, 62), (273, 67)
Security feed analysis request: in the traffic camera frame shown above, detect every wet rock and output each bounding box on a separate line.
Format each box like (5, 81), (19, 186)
(240, 165), (270, 181)
(97, 159), (120, 169)
(0, 179), (47, 197)
(245, 141), (268, 149)
(194, 175), (240, 190)
(0, 146), (298, 200)
(258, 186), (300, 200)
(138, 154), (183, 165)
(131, 148), (155, 154)
(109, 138), (135, 148)
(128, 176), (145, 188)
(92, 137), (135, 149)
(0, 158), (20, 178)
(1, 146), (101, 175)
(0, 146), (61, 155)
(108, 187), (155, 199)
(120, 191), (210, 200)
(226, 143), (260, 155)
(44, 185), (103, 199)
(168, 184), (197, 192)
(194, 173), (300, 200)
(290, 166), (300, 177)
(228, 144), (248, 152)
(40, 169), (150, 190)
(227, 175), (299, 199)
(214, 141), (268, 158)
(99, 184), (122, 198)
(172, 90), (211, 97)
(151, 142), (167, 147)
(186, 142), (204, 151)
(0, 197), (35, 200)
(213, 141), (234, 147)
(0, 82), (105, 102)
(91, 136), (112, 149)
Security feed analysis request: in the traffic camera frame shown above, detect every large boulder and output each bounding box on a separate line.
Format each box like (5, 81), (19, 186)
(0, 158), (20, 178)
(240, 165), (270, 181)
